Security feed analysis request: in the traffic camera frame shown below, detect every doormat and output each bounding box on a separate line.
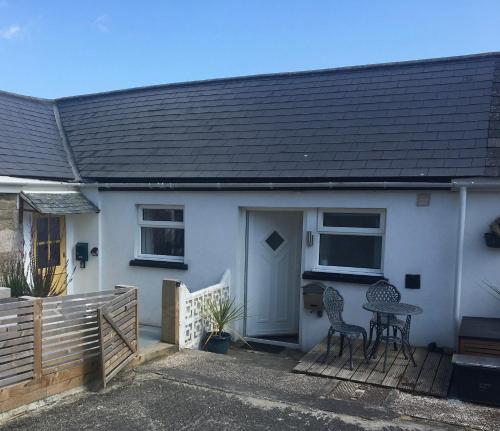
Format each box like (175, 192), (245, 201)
(243, 341), (285, 354)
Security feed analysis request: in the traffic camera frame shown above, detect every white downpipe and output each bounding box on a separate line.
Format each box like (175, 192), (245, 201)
(97, 194), (104, 293)
(453, 186), (467, 344)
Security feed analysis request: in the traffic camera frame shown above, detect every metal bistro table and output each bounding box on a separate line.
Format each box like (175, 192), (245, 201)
(362, 302), (423, 372)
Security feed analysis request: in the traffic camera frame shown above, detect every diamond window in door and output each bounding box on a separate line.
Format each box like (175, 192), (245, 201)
(265, 230), (285, 251)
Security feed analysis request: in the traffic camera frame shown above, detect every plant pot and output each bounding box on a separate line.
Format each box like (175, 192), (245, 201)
(484, 232), (500, 248)
(204, 331), (231, 354)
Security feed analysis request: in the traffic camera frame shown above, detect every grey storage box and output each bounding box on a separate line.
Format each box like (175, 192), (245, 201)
(452, 354), (500, 406)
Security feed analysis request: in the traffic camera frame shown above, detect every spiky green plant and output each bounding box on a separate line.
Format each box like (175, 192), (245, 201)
(24, 243), (74, 297)
(0, 252), (28, 297)
(203, 296), (245, 336)
(202, 296), (252, 349)
(0, 246), (74, 298)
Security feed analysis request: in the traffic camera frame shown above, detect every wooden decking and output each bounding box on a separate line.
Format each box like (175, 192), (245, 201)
(292, 338), (453, 398)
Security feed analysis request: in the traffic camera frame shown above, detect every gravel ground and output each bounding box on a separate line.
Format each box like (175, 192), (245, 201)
(1, 347), (498, 430)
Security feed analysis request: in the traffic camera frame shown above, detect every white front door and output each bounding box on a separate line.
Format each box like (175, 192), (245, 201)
(246, 210), (302, 338)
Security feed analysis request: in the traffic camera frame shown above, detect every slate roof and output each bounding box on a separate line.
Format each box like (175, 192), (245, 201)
(2, 52), (500, 183)
(0, 92), (74, 180)
(20, 192), (99, 214)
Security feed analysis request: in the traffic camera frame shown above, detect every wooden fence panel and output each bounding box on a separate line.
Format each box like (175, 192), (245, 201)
(98, 288), (138, 388)
(40, 289), (130, 375)
(0, 287), (138, 412)
(0, 299), (35, 389)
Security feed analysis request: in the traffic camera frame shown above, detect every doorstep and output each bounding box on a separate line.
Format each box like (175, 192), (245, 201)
(127, 342), (178, 370)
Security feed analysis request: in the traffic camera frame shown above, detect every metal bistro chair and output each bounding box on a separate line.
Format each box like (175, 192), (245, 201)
(366, 280), (403, 350)
(322, 286), (367, 370)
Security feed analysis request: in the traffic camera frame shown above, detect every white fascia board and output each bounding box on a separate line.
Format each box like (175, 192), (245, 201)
(0, 176), (82, 194)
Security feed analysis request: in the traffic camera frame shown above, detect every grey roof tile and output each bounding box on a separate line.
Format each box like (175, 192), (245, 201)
(2, 53), (500, 182)
(365, 159), (392, 169)
(21, 192), (99, 214)
(0, 92), (74, 180)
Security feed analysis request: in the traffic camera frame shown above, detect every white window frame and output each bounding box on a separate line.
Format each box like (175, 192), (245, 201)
(315, 208), (385, 275)
(136, 205), (185, 262)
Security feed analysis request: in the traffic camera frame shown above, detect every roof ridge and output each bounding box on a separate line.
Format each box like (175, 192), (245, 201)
(0, 89), (53, 104)
(52, 104), (82, 182)
(55, 51), (500, 103)
(1, 51), (498, 103)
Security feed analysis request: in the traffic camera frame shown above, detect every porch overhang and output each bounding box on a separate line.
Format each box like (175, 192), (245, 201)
(20, 191), (100, 214)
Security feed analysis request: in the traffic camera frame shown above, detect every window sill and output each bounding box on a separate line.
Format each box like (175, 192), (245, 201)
(302, 271), (386, 285)
(129, 259), (188, 270)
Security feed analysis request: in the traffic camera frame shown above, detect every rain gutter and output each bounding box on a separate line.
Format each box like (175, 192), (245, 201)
(89, 180), (454, 191)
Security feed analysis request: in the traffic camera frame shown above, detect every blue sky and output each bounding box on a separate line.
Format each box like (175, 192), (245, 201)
(0, 1), (499, 98)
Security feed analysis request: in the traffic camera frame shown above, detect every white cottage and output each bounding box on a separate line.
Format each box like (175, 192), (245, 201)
(0, 52), (499, 351)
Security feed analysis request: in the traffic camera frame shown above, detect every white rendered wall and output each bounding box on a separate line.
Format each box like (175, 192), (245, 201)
(66, 212), (99, 294)
(299, 191), (458, 350)
(92, 188), (482, 351)
(59, 188), (101, 295)
(460, 192), (500, 319)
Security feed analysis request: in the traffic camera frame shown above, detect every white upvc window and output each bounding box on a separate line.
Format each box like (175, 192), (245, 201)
(136, 205), (184, 262)
(316, 209), (385, 275)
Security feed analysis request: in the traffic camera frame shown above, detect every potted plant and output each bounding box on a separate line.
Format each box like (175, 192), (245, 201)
(203, 296), (245, 354)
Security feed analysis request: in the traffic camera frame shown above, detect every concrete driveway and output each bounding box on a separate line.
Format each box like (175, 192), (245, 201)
(1, 348), (498, 430)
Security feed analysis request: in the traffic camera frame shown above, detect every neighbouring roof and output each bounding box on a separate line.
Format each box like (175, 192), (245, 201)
(2, 52), (500, 183)
(0, 92), (75, 180)
(20, 192), (99, 214)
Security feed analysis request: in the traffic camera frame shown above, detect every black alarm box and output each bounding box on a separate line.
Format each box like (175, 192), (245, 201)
(405, 274), (420, 289)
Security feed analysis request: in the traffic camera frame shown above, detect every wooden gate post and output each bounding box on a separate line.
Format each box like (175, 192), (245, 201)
(161, 280), (180, 345)
(96, 307), (106, 386)
(32, 298), (43, 382)
(134, 288), (139, 352)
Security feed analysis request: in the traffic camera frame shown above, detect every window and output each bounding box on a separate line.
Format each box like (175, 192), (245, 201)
(34, 215), (63, 269)
(317, 209), (385, 274)
(137, 206), (184, 262)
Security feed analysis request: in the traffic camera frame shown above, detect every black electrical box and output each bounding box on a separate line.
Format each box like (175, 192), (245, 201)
(405, 274), (420, 289)
(76, 242), (89, 268)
